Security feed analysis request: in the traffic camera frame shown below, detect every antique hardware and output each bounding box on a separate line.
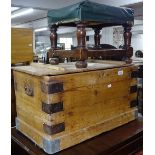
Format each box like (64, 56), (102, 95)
(131, 68), (143, 78)
(24, 81), (34, 96)
(130, 85), (137, 93)
(43, 138), (60, 154)
(43, 122), (65, 135)
(42, 101), (63, 114)
(131, 70), (138, 78)
(41, 80), (63, 94)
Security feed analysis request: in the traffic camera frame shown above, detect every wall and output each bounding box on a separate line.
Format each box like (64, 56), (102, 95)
(101, 27), (114, 45)
(132, 33), (143, 58)
(36, 35), (50, 44)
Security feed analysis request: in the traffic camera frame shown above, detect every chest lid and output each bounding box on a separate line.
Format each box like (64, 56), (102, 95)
(12, 61), (132, 76)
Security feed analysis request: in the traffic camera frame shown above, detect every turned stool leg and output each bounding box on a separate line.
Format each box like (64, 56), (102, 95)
(50, 24), (58, 50)
(75, 23), (88, 68)
(93, 27), (102, 49)
(123, 24), (133, 63)
(47, 24), (59, 65)
(77, 23), (86, 48)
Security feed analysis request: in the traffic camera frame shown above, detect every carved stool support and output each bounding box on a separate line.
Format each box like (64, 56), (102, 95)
(77, 23), (86, 48)
(93, 27), (102, 48)
(48, 25), (59, 64)
(75, 23), (88, 68)
(123, 24), (133, 63)
(50, 24), (58, 49)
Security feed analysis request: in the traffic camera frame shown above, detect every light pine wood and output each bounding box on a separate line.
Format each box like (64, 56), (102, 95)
(16, 95), (135, 135)
(13, 62), (134, 76)
(87, 59), (127, 65)
(13, 63), (138, 154)
(16, 108), (136, 150)
(11, 28), (33, 64)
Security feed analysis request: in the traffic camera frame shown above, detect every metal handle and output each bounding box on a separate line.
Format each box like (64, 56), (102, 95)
(24, 83), (34, 96)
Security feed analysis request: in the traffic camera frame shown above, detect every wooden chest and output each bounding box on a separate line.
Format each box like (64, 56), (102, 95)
(11, 62), (30, 126)
(11, 27), (33, 125)
(11, 28), (33, 64)
(13, 62), (138, 154)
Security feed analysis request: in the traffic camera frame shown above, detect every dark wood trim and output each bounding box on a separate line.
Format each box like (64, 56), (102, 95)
(123, 24), (133, 58)
(43, 122), (65, 135)
(73, 23), (88, 68)
(76, 23), (86, 49)
(123, 25), (132, 49)
(103, 132), (143, 155)
(93, 27), (102, 48)
(87, 49), (125, 58)
(131, 70), (138, 78)
(42, 101), (63, 114)
(41, 80), (63, 94)
(48, 49), (126, 60)
(50, 24), (58, 50)
(130, 85), (138, 94)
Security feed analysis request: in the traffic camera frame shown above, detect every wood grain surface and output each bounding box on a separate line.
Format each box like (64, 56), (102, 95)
(11, 28), (33, 64)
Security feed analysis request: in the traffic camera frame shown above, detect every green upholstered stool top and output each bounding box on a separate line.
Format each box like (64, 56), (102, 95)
(47, 0), (134, 27)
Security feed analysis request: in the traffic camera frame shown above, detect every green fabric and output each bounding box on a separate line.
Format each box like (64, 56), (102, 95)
(47, 0), (134, 26)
